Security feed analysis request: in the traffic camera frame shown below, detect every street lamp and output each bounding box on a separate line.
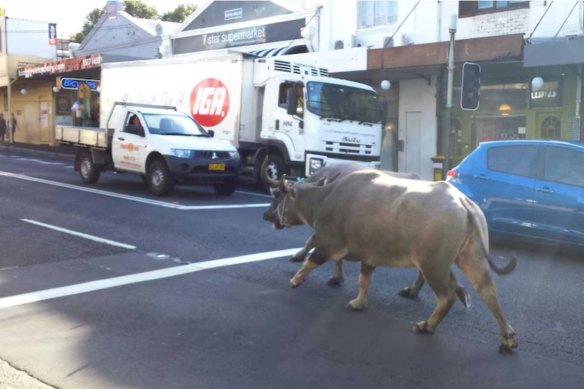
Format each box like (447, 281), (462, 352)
(443, 15), (457, 180)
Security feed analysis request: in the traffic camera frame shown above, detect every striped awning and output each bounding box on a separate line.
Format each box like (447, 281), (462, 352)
(247, 44), (308, 58)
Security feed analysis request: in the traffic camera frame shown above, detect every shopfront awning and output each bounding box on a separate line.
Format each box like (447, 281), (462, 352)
(247, 44), (307, 57)
(524, 36), (584, 67)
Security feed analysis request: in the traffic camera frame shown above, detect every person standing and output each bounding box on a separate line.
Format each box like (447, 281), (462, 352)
(0, 113), (6, 143)
(10, 113), (17, 141)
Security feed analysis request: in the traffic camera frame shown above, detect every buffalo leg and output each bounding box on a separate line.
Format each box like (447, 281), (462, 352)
(290, 235), (315, 262)
(347, 263), (375, 310)
(399, 272), (425, 298)
(400, 271), (471, 308)
(326, 260), (344, 286)
(455, 237), (517, 352)
(411, 271), (458, 334)
(290, 247), (329, 288)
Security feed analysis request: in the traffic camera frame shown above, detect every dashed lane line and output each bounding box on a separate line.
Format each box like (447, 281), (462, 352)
(0, 171), (270, 209)
(21, 219), (137, 250)
(0, 247), (302, 309)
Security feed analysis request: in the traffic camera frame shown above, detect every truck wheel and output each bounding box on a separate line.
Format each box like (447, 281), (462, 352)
(147, 160), (173, 196)
(79, 151), (100, 184)
(214, 178), (237, 196)
(261, 153), (287, 189)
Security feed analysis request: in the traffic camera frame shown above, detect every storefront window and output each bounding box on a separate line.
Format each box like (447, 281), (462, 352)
(454, 82), (529, 147)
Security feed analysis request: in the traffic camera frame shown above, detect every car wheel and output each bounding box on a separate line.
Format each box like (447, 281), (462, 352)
(214, 178), (237, 196)
(79, 150), (100, 184)
(147, 159), (173, 196)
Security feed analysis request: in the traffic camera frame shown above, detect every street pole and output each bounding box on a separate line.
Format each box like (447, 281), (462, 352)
(443, 15), (457, 179)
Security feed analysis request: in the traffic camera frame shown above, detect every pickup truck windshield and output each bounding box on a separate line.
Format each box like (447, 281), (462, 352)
(143, 114), (210, 136)
(306, 82), (381, 123)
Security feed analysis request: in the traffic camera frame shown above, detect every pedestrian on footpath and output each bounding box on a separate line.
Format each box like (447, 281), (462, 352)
(0, 113), (6, 143)
(10, 112), (17, 141)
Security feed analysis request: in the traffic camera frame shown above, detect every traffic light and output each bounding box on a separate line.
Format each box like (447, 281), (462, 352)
(460, 62), (481, 110)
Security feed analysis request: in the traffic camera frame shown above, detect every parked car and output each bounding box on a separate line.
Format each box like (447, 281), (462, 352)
(447, 139), (584, 247)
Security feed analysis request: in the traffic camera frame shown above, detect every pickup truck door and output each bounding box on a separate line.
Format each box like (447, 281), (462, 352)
(111, 115), (149, 173)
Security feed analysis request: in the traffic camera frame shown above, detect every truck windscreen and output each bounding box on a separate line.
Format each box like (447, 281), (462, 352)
(306, 82), (381, 123)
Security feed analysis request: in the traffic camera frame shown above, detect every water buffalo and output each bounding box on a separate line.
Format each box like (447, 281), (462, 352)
(262, 161), (471, 307)
(269, 168), (518, 353)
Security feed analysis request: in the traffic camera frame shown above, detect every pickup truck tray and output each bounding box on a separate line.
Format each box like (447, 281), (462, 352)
(55, 125), (110, 149)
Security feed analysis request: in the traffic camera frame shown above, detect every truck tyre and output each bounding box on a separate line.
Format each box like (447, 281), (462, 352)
(79, 150), (100, 184)
(261, 153), (287, 189)
(146, 159), (173, 196)
(214, 178), (237, 196)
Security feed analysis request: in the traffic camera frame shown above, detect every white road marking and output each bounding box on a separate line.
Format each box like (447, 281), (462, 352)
(13, 158), (65, 165)
(0, 247), (302, 309)
(21, 219), (137, 250)
(0, 171), (270, 209)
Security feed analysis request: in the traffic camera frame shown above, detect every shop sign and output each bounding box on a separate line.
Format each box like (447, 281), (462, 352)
(59, 78), (99, 91)
(224, 8), (242, 21)
(530, 81), (562, 108)
(17, 54), (102, 79)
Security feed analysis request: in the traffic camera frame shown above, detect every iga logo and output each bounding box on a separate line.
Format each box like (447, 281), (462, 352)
(190, 78), (229, 127)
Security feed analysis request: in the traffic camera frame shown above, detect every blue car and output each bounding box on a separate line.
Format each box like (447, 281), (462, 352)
(447, 140), (584, 247)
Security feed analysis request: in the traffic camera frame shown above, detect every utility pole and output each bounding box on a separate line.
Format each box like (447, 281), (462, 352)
(443, 15), (457, 179)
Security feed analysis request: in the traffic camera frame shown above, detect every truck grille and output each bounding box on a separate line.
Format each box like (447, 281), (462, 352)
(324, 141), (373, 155)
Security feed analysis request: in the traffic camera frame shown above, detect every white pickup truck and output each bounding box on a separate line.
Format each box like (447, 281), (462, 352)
(56, 103), (241, 196)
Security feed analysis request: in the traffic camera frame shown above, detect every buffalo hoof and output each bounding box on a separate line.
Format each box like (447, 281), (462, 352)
(346, 299), (367, 311)
(290, 255), (304, 263)
(499, 331), (518, 354)
(398, 286), (418, 299)
(410, 321), (434, 334)
(326, 276), (344, 286)
(456, 286), (472, 308)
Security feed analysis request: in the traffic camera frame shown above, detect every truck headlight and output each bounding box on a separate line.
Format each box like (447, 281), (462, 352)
(229, 150), (240, 159)
(309, 158), (324, 174)
(171, 149), (192, 158)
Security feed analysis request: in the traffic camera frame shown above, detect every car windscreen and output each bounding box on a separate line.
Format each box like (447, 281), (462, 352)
(143, 114), (210, 136)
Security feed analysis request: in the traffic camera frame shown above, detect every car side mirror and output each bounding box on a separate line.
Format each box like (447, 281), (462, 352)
(208, 129), (215, 138)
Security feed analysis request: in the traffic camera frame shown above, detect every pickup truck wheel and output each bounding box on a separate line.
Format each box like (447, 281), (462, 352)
(214, 178), (237, 196)
(79, 151), (100, 184)
(147, 160), (173, 196)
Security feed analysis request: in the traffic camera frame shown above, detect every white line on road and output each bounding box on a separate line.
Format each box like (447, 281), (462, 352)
(21, 219), (137, 250)
(0, 247), (302, 309)
(0, 171), (270, 209)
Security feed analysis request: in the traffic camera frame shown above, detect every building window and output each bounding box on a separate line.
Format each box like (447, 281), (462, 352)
(459, 1), (529, 17)
(358, 1), (397, 28)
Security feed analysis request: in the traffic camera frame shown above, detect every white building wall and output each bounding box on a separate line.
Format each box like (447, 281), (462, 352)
(6, 19), (56, 59)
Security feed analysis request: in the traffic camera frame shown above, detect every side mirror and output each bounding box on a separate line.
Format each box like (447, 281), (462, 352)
(286, 88), (298, 116)
(208, 129), (215, 138)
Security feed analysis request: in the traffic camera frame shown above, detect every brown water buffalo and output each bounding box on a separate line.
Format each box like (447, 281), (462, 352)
(269, 168), (517, 353)
(262, 161), (471, 307)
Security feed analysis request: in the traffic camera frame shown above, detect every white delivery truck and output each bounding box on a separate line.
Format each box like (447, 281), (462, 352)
(56, 102), (241, 196)
(100, 51), (382, 184)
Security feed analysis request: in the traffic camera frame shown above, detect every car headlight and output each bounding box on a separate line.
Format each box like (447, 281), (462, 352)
(171, 149), (192, 158)
(229, 150), (240, 159)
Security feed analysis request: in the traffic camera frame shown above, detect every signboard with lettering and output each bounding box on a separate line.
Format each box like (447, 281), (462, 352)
(530, 80), (562, 108)
(59, 78), (100, 91)
(173, 19), (304, 54)
(17, 54), (102, 79)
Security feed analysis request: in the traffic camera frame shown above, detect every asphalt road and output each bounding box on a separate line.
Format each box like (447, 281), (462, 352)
(0, 145), (583, 389)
